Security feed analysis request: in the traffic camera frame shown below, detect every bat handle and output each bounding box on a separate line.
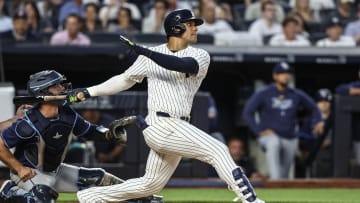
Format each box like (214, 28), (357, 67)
(77, 92), (85, 101)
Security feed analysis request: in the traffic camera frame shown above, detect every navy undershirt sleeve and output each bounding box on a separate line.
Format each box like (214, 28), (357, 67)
(134, 46), (199, 74)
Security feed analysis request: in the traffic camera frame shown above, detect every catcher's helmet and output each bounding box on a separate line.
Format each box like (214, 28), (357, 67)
(164, 9), (203, 36)
(27, 70), (70, 96)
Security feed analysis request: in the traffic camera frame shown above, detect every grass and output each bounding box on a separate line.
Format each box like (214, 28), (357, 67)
(58, 188), (360, 203)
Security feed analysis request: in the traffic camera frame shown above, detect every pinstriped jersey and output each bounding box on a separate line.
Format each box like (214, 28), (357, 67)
(124, 44), (210, 117)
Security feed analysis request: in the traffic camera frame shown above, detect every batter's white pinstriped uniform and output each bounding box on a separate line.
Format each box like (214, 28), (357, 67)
(77, 44), (251, 203)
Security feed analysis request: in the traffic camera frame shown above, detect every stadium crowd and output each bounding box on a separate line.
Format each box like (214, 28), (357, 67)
(0, 0), (360, 46)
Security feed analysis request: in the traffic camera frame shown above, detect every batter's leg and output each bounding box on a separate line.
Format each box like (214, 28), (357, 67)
(77, 150), (181, 203)
(145, 119), (263, 203)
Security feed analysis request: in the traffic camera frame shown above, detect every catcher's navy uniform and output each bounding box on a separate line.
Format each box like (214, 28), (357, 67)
(1, 103), (95, 172)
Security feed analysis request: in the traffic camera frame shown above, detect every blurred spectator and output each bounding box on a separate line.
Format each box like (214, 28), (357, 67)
(194, 0), (233, 22)
(0, 11), (37, 42)
(80, 110), (124, 163)
(50, 14), (91, 45)
(289, 0), (335, 11)
(142, 0), (168, 34)
(197, 0), (233, 34)
(316, 17), (356, 47)
(289, 0), (321, 23)
(58, 0), (85, 26)
(228, 137), (264, 180)
(108, 7), (138, 35)
(166, 0), (192, 11)
(217, 1), (233, 22)
(0, 0), (12, 33)
(290, 12), (309, 37)
(269, 16), (311, 46)
(242, 62), (323, 179)
(328, 0), (356, 26)
(36, 0), (63, 30)
(219, 0), (252, 7)
(24, 1), (53, 34)
(245, 0), (285, 22)
(336, 69), (360, 165)
(345, 4), (360, 44)
(248, 1), (282, 39)
(82, 3), (102, 33)
(100, 0), (141, 28)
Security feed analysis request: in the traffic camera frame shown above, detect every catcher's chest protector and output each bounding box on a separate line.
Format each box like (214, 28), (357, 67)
(25, 106), (76, 172)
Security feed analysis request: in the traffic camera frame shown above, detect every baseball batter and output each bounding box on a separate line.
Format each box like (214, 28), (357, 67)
(71, 9), (265, 203)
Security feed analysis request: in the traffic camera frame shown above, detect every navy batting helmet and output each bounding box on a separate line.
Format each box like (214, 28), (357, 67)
(164, 9), (203, 36)
(27, 70), (71, 96)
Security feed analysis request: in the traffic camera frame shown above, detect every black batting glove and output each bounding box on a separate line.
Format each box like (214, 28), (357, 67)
(119, 35), (152, 57)
(67, 88), (91, 103)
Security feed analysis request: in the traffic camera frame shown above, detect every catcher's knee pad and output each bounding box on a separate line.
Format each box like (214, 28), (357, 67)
(29, 184), (58, 203)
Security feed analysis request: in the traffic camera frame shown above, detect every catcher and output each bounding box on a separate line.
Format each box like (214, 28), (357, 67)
(0, 70), (162, 203)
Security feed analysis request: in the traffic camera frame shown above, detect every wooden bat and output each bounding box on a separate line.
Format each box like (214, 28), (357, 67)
(13, 95), (68, 104)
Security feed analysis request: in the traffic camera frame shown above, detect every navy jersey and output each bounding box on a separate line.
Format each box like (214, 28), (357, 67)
(0, 103), (97, 172)
(242, 84), (322, 138)
(336, 80), (360, 96)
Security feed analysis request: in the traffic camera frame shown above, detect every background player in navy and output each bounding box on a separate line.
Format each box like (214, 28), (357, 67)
(336, 68), (360, 165)
(0, 70), (161, 203)
(242, 62), (323, 179)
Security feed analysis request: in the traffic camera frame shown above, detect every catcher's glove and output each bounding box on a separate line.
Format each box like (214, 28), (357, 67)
(106, 116), (137, 144)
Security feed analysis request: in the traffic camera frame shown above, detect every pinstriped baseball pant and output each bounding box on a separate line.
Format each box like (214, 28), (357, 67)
(77, 114), (240, 203)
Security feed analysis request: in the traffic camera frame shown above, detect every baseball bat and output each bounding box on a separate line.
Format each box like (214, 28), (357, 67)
(13, 95), (68, 104)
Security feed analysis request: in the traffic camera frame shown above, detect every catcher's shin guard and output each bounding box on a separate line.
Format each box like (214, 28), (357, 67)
(78, 167), (124, 189)
(99, 172), (124, 186)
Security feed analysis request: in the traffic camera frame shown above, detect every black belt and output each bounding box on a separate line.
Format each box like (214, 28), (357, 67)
(156, 112), (190, 122)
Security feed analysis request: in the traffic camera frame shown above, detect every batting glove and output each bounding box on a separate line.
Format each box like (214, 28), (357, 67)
(119, 35), (152, 57)
(67, 88), (90, 103)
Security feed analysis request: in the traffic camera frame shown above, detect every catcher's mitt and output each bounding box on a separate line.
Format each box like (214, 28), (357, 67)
(107, 116), (137, 144)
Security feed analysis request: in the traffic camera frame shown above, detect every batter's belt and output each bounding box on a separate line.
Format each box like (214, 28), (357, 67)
(156, 111), (191, 122)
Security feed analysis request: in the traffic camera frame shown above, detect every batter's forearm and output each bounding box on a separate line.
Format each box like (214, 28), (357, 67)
(87, 74), (136, 97)
(0, 139), (23, 172)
